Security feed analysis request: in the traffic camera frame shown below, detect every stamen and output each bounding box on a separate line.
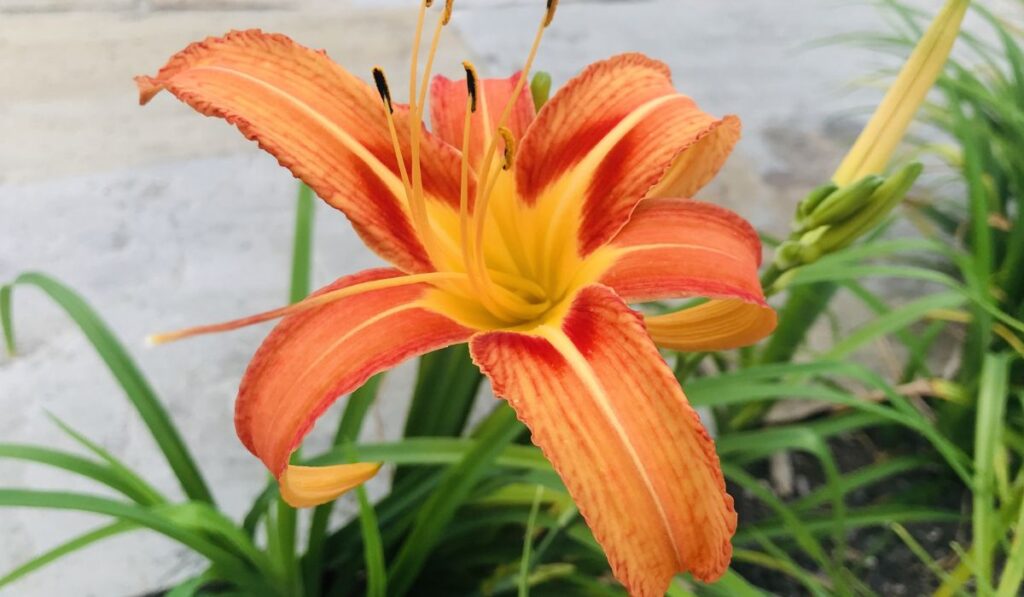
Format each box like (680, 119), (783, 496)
(371, 67), (417, 255)
(146, 272), (468, 346)
(443, 0), (454, 25)
(469, 5), (553, 301)
(545, 0), (558, 27)
(498, 126), (516, 171)
(463, 60), (479, 113)
(405, 0), (451, 269)
(371, 67), (393, 113)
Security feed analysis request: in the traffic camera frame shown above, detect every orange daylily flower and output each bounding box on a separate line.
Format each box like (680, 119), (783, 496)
(136, 2), (775, 594)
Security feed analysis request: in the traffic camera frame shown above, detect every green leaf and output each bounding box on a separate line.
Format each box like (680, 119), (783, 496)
(0, 443), (159, 506)
(307, 438), (552, 475)
(289, 183), (316, 304)
(400, 344), (482, 455)
(47, 413), (166, 506)
(518, 485), (545, 597)
(694, 568), (771, 597)
(973, 353), (1011, 592)
(387, 404), (524, 596)
(0, 490), (267, 592)
(0, 521), (134, 590)
(823, 290), (965, 359)
(304, 375), (383, 596)
(1, 273), (213, 504)
(356, 485), (387, 597)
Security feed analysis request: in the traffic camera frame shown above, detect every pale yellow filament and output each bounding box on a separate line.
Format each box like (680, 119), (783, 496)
(146, 272), (468, 345)
(470, 10), (552, 297)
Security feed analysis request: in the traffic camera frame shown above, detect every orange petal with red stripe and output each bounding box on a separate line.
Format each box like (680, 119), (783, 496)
(235, 268), (473, 507)
(136, 29), (469, 273)
(470, 285), (736, 595)
(599, 197), (776, 351)
(430, 71), (536, 172)
(648, 115), (742, 199)
(515, 53), (739, 256)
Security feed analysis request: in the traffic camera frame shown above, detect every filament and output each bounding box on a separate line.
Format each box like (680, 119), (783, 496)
(146, 272), (467, 345)
(469, 7), (554, 299)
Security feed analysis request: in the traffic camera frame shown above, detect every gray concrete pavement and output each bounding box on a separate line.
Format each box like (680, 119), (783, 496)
(0, 0), (1007, 594)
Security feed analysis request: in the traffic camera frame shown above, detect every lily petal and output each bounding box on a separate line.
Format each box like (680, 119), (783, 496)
(470, 285), (736, 595)
(236, 268), (472, 506)
(430, 71), (536, 171)
(136, 29), (469, 273)
(516, 53), (738, 256)
(647, 115), (741, 199)
(599, 198), (776, 351)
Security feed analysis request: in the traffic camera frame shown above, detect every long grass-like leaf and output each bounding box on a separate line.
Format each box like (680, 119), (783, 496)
(47, 413), (166, 506)
(974, 353), (1011, 592)
(304, 374), (383, 596)
(0, 443), (159, 506)
(355, 485), (387, 597)
(0, 521), (134, 590)
(1, 273), (213, 503)
(387, 404), (523, 596)
(0, 490), (266, 592)
(824, 290), (965, 359)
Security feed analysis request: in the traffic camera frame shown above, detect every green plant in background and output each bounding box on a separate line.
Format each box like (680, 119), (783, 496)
(3, 1), (1023, 596)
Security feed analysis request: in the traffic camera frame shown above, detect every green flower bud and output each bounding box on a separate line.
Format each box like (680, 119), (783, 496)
(796, 182), (839, 221)
(817, 162), (923, 253)
(797, 174), (884, 231)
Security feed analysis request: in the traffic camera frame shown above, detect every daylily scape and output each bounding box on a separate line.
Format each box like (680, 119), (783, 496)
(136, 1), (776, 594)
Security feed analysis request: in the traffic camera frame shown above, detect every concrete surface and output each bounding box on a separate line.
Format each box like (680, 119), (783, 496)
(0, 0), (1010, 594)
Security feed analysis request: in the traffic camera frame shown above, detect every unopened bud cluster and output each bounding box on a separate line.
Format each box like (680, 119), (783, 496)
(774, 162), (923, 270)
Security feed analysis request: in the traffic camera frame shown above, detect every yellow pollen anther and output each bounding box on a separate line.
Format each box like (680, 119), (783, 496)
(463, 60), (479, 112)
(545, 0), (558, 27)
(443, 0), (454, 25)
(498, 127), (516, 171)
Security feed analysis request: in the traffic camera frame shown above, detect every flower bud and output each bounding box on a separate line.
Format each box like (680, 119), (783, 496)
(832, 0), (968, 185)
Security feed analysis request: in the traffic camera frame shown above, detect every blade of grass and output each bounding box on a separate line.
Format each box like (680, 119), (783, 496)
(307, 438), (552, 475)
(695, 567), (771, 597)
(0, 520), (135, 590)
(387, 404), (523, 596)
(353, 483), (387, 597)
(0, 273), (213, 503)
(0, 490), (265, 592)
(889, 522), (955, 587)
(518, 485), (545, 597)
(973, 353), (1011, 593)
(304, 374), (383, 596)
(47, 413), (166, 506)
(824, 290), (965, 359)
(995, 488), (1024, 596)
(272, 182), (317, 597)
(0, 443), (160, 506)
(288, 183), (315, 305)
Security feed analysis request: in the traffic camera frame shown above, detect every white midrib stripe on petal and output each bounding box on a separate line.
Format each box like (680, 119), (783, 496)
(536, 324), (683, 568)
(200, 65), (407, 202)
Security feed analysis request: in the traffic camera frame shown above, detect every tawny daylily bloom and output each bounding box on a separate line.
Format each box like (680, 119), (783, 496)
(136, 2), (775, 593)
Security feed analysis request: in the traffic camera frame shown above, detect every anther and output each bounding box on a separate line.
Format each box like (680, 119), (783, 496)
(498, 127), (516, 171)
(463, 61), (479, 112)
(371, 67), (393, 113)
(424, 0), (433, 7)
(442, 0), (454, 25)
(544, 0), (558, 27)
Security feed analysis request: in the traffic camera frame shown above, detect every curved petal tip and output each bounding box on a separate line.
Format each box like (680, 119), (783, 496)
(279, 462), (383, 508)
